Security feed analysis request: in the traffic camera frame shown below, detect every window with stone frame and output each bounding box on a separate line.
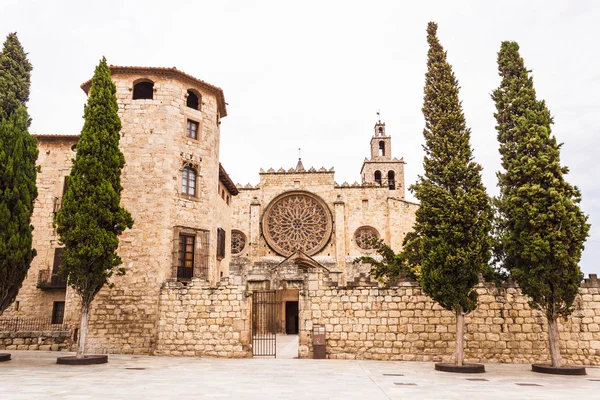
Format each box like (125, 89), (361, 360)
(231, 230), (246, 255)
(354, 226), (380, 250)
(217, 227), (226, 260)
(181, 165), (197, 196)
(186, 119), (199, 140)
(177, 234), (195, 280)
(132, 80), (154, 100)
(374, 170), (382, 186)
(172, 227), (210, 281)
(186, 90), (201, 110)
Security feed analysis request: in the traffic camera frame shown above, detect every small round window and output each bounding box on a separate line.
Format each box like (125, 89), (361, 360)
(354, 226), (379, 250)
(231, 230), (247, 255)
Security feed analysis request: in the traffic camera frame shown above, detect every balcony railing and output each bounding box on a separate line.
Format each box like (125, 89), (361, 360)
(0, 317), (69, 332)
(37, 269), (67, 289)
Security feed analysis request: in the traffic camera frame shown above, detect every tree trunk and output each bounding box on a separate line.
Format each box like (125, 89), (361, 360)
(455, 308), (464, 366)
(76, 302), (90, 359)
(547, 316), (562, 368)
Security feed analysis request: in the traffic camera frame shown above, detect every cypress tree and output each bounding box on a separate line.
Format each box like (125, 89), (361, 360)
(0, 33), (32, 123)
(408, 22), (492, 366)
(0, 32), (38, 315)
(56, 57), (133, 358)
(492, 42), (589, 368)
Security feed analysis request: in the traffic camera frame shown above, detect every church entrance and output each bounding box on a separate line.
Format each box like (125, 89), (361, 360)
(285, 301), (299, 334)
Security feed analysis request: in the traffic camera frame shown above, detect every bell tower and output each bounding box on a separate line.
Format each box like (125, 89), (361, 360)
(360, 120), (406, 198)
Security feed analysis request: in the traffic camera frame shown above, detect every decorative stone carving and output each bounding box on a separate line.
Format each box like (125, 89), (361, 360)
(231, 230), (246, 254)
(354, 226), (379, 250)
(262, 191), (333, 256)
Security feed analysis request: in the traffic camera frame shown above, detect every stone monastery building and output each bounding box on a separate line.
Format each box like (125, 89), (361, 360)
(3, 67), (600, 364)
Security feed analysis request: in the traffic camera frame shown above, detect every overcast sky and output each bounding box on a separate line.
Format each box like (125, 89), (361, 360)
(2, 0), (599, 275)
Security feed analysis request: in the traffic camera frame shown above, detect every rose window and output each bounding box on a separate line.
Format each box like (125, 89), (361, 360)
(262, 191), (333, 257)
(354, 226), (379, 250)
(231, 230), (246, 255)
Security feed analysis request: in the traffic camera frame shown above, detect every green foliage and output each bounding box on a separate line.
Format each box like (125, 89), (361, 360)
(406, 22), (492, 313)
(0, 106), (38, 313)
(0, 33), (32, 123)
(492, 41), (589, 320)
(0, 32), (37, 314)
(56, 57), (133, 308)
(354, 236), (419, 282)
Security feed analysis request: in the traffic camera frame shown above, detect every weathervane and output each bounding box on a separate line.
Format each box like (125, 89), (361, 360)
(377, 110), (381, 123)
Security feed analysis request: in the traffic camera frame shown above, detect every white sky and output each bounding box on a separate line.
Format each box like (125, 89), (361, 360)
(2, 0), (599, 275)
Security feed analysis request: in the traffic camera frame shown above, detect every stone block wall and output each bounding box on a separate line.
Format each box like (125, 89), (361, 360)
(0, 331), (71, 351)
(299, 275), (600, 365)
(155, 279), (251, 357)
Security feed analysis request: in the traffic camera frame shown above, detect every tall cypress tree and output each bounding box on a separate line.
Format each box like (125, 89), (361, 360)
(56, 57), (133, 358)
(492, 42), (589, 368)
(407, 22), (492, 366)
(0, 33), (32, 123)
(0, 32), (38, 315)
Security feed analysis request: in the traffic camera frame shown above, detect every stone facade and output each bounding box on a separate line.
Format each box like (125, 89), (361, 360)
(4, 67), (238, 356)
(297, 273), (600, 365)
(4, 65), (599, 365)
(155, 280), (250, 357)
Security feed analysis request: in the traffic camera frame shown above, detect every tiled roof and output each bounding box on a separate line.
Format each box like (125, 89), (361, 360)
(80, 66), (228, 117)
(33, 134), (79, 140)
(219, 163), (239, 196)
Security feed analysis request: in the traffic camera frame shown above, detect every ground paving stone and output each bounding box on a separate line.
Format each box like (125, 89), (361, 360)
(0, 351), (598, 399)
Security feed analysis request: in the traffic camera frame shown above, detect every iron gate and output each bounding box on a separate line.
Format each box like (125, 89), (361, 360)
(252, 290), (277, 357)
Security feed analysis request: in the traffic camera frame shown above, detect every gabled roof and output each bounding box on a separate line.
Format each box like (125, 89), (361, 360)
(80, 66), (227, 117)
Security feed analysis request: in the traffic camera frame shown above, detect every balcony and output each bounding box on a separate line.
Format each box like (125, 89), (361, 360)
(37, 269), (67, 289)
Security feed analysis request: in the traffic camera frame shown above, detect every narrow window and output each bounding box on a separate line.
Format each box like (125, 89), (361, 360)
(217, 227), (226, 259)
(178, 234), (195, 280)
(186, 120), (199, 140)
(51, 301), (65, 324)
(182, 166), (197, 196)
(379, 141), (385, 156)
(362, 199), (368, 209)
(14, 301), (19, 311)
(388, 171), (396, 190)
(374, 170), (382, 185)
(378, 127), (383, 135)
(132, 81), (154, 100)
(186, 90), (200, 110)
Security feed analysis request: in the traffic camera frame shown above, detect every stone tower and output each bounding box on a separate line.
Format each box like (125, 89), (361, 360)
(360, 120), (406, 198)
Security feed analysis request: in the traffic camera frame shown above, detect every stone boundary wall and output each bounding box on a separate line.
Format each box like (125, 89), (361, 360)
(299, 276), (600, 365)
(155, 280), (251, 357)
(0, 331), (72, 352)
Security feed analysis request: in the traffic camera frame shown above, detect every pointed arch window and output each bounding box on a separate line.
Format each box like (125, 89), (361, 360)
(133, 80), (154, 100)
(388, 170), (396, 190)
(182, 166), (197, 196)
(374, 170), (382, 186)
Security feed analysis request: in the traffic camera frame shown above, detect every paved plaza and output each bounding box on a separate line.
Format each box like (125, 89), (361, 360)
(1, 350), (598, 399)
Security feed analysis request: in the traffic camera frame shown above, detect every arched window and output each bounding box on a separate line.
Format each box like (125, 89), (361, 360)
(378, 127), (383, 135)
(133, 80), (154, 100)
(182, 166), (197, 196)
(374, 170), (382, 186)
(388, 170), (396, 190)
(379, 141), (385, 156)
(186, 90), (200, 110)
